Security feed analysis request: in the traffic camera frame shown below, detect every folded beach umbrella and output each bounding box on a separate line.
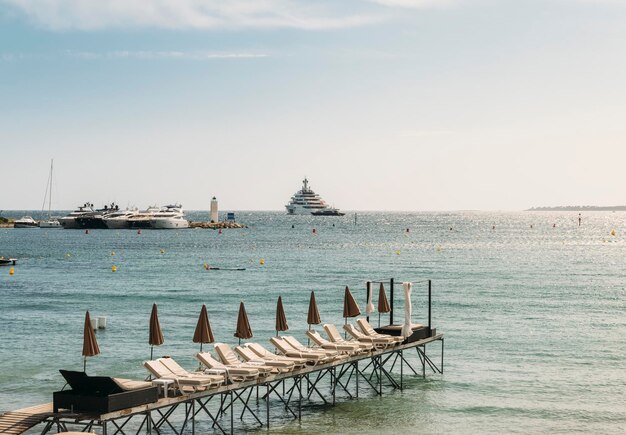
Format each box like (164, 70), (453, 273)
(193, 304), (215, 351)
(275, 296), (289, 336)
(149, 303), (165, 360)
(307, 291), (321, 330)
(378, 283), (391, 327)
(401, 282), (413, 338)
(343, 286), (361, 338)
(82, 311), (100, 372)
(234, 301), (253, 344)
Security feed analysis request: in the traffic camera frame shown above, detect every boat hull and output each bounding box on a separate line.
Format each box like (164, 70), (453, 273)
(151, 219), (189, 229)
(40, 220), (62, 228)
(14, 223), (39, 228)
(104, 219), (130, 229)
(76, 216), (108, 229)
(59, 217), (81, 229)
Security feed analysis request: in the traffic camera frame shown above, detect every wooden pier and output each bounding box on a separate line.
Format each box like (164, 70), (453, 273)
(3, 334), (443, 434)
(0, 403), (54, 435)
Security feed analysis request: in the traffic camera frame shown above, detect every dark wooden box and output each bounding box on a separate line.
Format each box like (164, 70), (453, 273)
(53, 370), (158, 414)
(53, 387), (158, 414)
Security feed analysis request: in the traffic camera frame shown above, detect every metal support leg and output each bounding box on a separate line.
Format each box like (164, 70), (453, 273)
(266, 384), (270, 429)
(332, 367), (336, 406)
(147, 411), (152, 434)
(400, 349), (403, 390)
(441, 338), (444, 373)
(355, 361), (359, 398)
(192, 400), (195, 435)
(230, 391), (234, 435)
(298, 376), (302, 421)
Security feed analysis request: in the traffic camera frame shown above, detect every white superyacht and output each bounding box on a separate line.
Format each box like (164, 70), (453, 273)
(285, 178), (343, 215)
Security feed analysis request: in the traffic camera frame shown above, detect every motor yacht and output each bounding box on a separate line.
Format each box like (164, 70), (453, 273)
(59, 203), (96, 229)
(127, 206), (160, 229)
(151, 204), (189, 229)
(75, 203), (118, 229)
(103, 208), (138, 229)
(285, 178), (343, 216)
(14, 216), (39, 228)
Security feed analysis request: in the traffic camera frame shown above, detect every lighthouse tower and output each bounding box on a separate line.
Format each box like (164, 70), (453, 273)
(210, 197), (218, 223)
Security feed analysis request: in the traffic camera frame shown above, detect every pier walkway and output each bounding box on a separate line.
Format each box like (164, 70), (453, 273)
(0, 403), (54, 435)
(5, 334), (443, 434)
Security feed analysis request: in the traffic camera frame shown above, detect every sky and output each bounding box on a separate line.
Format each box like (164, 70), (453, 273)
(1, 0), (625, 211)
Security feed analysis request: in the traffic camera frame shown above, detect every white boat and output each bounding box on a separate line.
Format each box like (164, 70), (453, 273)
(127, 206), (160, 229)
(59, 203), (95, 229)
(285, 178), (342, 215)
(103, 208), (139, 229)
(151, 204), (189, 229)
(14, 216), (39, 228)
(39, 159), (62, 229)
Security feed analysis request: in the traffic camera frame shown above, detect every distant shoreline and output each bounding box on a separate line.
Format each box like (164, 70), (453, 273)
(526, 206), (626, 211)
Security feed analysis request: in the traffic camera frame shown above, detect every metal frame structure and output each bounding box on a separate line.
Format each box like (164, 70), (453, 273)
(36, 335), (443, 435)
(25, 278), (444, 434)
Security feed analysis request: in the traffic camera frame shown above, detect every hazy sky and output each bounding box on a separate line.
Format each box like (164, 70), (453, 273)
(1, 0), (625, 211)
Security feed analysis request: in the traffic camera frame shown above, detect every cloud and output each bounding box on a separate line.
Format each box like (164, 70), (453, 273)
(66, 50), (269, 60)
(369, 0), (454, 8)
(2, 0), (381, 31)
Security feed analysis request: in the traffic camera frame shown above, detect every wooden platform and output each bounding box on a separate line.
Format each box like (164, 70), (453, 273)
(0, 403), (53, 435)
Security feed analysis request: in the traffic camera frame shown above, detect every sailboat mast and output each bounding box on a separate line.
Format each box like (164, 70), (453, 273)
(48, 159), (53, 218)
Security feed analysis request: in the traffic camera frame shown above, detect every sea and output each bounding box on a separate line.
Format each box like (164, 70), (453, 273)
(0, 211), (624, 434)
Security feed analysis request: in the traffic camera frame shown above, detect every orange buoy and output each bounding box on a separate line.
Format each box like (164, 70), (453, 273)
(9, 267), (14, 276)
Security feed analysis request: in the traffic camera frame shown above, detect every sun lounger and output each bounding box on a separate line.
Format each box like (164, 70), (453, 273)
(282, 336), (348, 361)
(234, 345), (294, 372)
(356, 318), (405, 344)
(158, 357), (226, 385)
(323, 323), (375, 351)
(195, 351), (260, 382)
(244, 343), (309, 369)
(270, 337), (333, 365)
(214, 343), (274, 375)
(343, 324), (393, 349)
(306, 330), (367, 355)
(143, 359), (221, 393)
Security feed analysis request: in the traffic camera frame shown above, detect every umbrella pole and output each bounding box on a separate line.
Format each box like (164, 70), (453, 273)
(83, 357), (86, 373)
(344, 318), (347, 339)
(150, 345), (154, 361)
(378, 313), (381, 328)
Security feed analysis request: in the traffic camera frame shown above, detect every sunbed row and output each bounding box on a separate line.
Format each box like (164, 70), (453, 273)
(143, 318), (405, 394)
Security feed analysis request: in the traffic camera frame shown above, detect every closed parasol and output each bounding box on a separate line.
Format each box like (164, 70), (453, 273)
(275, 296), (288, 336)
(307, 291), (321, 329)
(82, 311), (100, 372)
(234, 301), (253, 343)
(149, 303), (164, 360)
(378, 283), (390, 327)
(193, 304), (215, 351)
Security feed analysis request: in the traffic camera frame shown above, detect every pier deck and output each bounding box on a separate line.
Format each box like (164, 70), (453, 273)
(0, 403), (54, 435)
(9, 334), (443, 434)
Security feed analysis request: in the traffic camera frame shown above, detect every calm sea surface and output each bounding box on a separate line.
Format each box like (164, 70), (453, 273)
(0, 211), (625, 434)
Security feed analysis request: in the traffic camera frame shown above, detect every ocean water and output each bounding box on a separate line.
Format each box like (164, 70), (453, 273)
(0, 211), (625, 434)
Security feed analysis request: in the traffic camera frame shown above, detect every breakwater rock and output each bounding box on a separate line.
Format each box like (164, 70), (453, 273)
(189, 221), (247, 229)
